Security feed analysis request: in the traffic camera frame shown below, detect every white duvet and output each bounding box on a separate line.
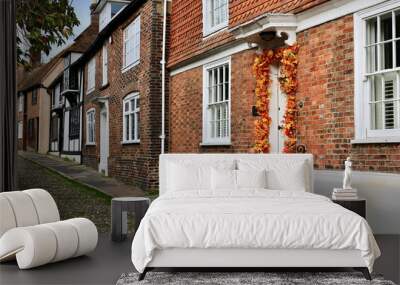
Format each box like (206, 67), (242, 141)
(131, 190), (380, 273)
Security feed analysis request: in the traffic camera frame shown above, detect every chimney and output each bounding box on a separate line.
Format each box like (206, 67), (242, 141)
(90, 0), (99, 26)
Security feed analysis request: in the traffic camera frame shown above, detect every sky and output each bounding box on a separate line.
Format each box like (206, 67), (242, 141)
(42, 0), (92, 63)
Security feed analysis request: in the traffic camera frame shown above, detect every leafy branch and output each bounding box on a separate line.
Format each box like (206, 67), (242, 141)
(16, 0), (80, 68)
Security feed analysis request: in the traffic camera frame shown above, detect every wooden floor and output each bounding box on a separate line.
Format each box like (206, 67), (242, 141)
(0, 235), (398, 285)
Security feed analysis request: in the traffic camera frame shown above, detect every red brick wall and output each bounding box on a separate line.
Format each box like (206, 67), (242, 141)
(170, 15), (400, 173)
(169, 0), (327, 67)
(169, 50), (256, 153)
(297, 15), (400, 173)
(82, 0), (168, 190)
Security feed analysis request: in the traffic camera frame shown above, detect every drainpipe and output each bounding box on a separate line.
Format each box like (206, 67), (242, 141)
(160, 0), (168, 154)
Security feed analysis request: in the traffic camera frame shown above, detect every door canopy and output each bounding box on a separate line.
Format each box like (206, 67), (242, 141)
(229, 13), (297, 49)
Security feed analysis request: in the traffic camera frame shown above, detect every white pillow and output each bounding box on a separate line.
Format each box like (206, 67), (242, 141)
(236, 169), (267, 189)
(211, 168), (236, 190)
(167, 163), (211, 191)
(238, 159), (307, 191)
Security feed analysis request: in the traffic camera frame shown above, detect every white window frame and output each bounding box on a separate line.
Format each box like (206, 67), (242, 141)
(99, 3), (111, 32)
(86, 108), (96, 145)
(87, 57), (96, 94)
(122, 16), (140, 72)
(353, 0), (400, 143)
(122, 92), (140, 143)
(18, 121), (23, 139)
(18, 95), (24, 112)
(99, 2), (128, 32)
(202, 0), (229, 37)
(102, 44), (108, 86)
(202, 57), (231, 145)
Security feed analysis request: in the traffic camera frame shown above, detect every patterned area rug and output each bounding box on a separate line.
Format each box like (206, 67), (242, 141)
(116, 272), (396, 285)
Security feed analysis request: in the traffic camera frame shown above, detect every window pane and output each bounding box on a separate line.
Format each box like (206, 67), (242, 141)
(396, 10), (400, 38)
(136, 112), (140, 140)
(136, 97), (140, 109)
(370, 75), (382, 102)
(130, 113), (135, 140)
(219, 67), (223, 101)
(221, 0), (227, 23)
(111, 3), (125, 17)
(222, 103), (227, 137)
(125, 102), (129, 112)
(213, 75), (218, 103)
(216, 105), (221, 137)
(366, 17), (377, 45)
(370, 102), (383, 129)
(381, 42), (393, 70)
(125, 114), (130, 140)
(224, 64), (229, 100)
(366, 45), (378, 73)
(130, 99), (135, 111)
(210, 107), (215, 138)
(208, 71), (213, 103)
(380, 13), (392, 41)
(397, 40), (400, 67)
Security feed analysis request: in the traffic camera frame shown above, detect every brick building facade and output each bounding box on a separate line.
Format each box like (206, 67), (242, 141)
(81, 0), (168, 190)
(17, 63), (55, 154)
(168, 0), (400, 173)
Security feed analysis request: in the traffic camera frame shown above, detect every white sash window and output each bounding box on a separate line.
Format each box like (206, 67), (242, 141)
(122, 93), (140, 143)
(354, 2), (400, 142)
(86, 109), (96, 145)
(123, 16), (140, 71)
(202, 58), (231, 145)
(203, 0), (228, 36)
(87, 57), (96, 93)
(102, 44), (108, 86)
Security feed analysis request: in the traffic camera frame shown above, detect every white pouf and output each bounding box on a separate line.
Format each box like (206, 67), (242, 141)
(0, 189), (98, 269)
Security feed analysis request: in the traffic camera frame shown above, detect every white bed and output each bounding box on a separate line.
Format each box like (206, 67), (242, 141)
(131, 154), (380, 280)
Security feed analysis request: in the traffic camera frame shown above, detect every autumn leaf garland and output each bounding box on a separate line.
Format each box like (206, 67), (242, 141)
(253, 44), (299, 153)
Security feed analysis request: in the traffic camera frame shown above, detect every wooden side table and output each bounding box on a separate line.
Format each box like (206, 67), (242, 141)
(111, 197), (150, 242)
(332, 198), (366, 218)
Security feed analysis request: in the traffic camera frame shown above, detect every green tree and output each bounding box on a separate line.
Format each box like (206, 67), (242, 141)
(16, 0), (80, 68)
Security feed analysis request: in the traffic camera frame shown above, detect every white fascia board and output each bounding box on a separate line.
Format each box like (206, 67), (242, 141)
(296, 0), (388, 32)
(170, 42), (255, 76)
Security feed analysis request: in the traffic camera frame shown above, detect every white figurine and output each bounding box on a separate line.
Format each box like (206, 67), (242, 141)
(343, 157), (352, 190)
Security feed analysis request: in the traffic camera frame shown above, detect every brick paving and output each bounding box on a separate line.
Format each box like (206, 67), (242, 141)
(16, 155), (113, 233)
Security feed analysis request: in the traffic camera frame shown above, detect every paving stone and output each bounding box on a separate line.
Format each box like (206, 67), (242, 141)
(16, 156), (112, 233)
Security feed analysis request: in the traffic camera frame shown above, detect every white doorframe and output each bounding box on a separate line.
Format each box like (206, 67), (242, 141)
(269, 64), (286, 153)
(99, 102), (109, 176)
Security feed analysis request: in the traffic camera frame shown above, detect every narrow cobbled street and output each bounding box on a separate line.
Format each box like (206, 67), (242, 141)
(16, 155), (111, 233)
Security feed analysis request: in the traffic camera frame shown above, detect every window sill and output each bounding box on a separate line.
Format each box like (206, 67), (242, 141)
(86, 143), (96, 146)
(121, 140), (140, 145)
(203, 25), (228, 39)
(121, 60), (139, 73)
(200, 141), (231, 147)
(351, 137), (400, 144)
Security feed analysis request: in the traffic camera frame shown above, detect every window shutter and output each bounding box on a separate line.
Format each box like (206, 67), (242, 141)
(384, 80), (395, 129)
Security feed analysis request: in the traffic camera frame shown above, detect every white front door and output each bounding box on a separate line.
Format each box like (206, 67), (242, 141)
(99, 105), (109, 176)
(269, 65), (286, 153)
